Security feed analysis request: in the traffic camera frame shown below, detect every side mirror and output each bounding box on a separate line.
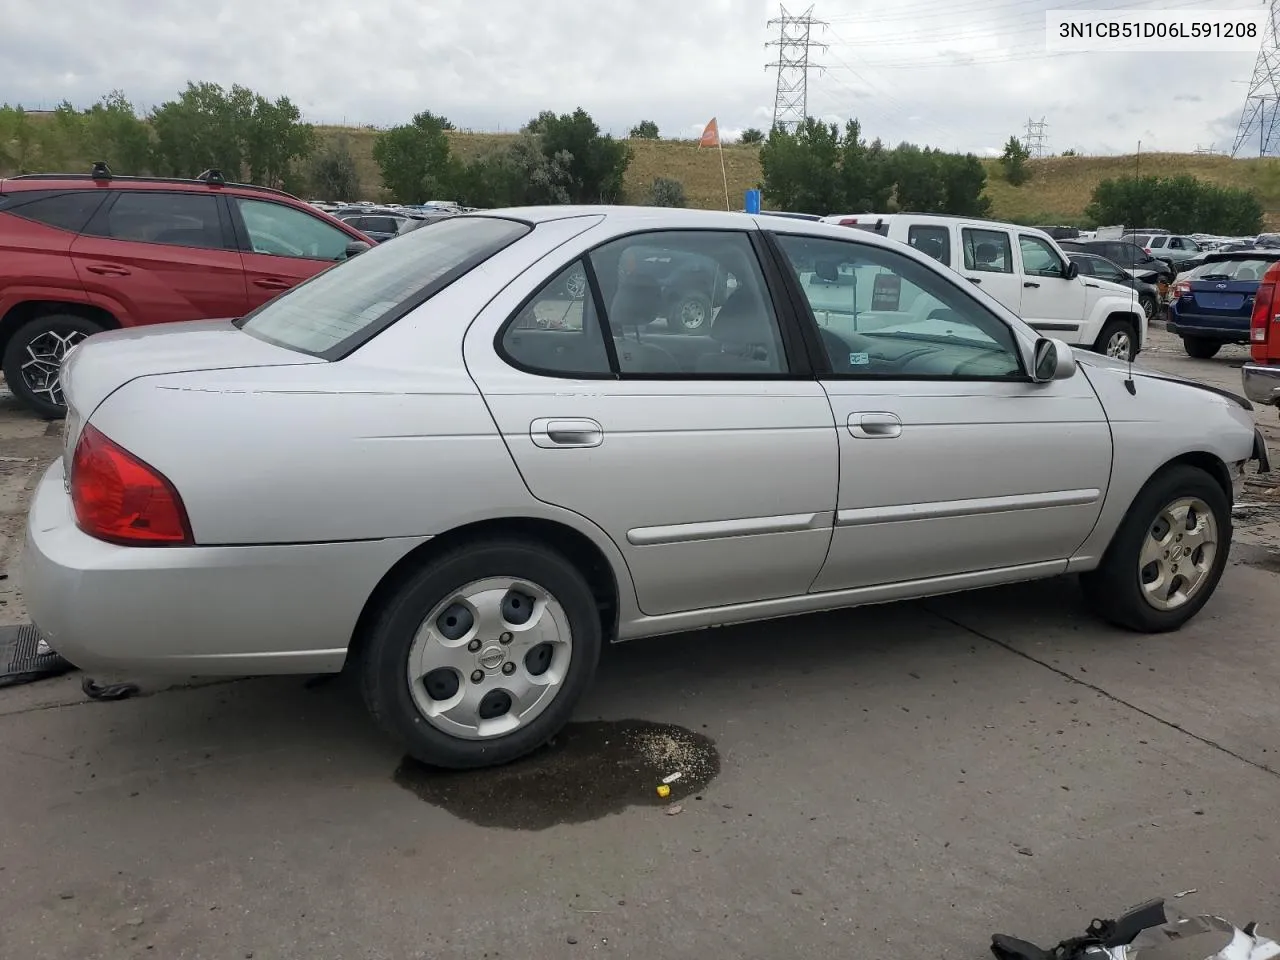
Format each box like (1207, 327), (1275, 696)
(1031, 337), (1078, 382)
(1063, 261), (1079, 280)
(344, 240), (371, 259)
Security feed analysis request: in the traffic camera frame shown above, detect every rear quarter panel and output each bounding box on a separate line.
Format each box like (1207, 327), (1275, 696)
(1068, 360), (1257, 569)
(0, 214), (89, 317)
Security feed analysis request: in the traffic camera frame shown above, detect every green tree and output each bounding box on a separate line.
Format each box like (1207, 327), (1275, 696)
(454, 133), (575, 208)
(243, 93), (315, 187)
(759, 118), (845, 214)
(523, 108), (631, 203)
(81, 91), (152, 174)
(1086, 174), (1262, 235)
(739, 127), (765, 145)
(937, 152), (991, 216)
(629, 120), (660, 139)
(999, 134), (1031, 186)
(307, 133), (360, 201)
(645, 176), (687, 207)
(0, 105), (37, 172)
(372, 110), (458, 203)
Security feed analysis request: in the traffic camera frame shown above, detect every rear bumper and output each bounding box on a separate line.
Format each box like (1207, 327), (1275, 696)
(1165, 319), (1249, 342)
(21, 460), (427, 675)
(1243, 363), (1280, 407)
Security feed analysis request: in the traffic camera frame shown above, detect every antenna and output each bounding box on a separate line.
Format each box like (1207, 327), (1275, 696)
(765, 5), (827, 134)
(1125, 141), (1140, 394)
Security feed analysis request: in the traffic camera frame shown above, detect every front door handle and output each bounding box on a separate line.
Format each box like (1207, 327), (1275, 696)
(253, 277), (292, 290)
(1023, 281), (1041, 288)
(848, 412), (902, 439)
(85, 263), (130, 277)
(530, 417), (604, 449)
(967, 276), (982, 285)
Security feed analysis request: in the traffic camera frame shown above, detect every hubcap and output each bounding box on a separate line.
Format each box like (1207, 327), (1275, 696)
(1138, 497), (1218, 611)
(564, 272), (587, 299)
(21, 329), (87, 407)
(407, 577), (572, 740)
(1106, 331), (1132, 360)
(679, 299), (708, 329)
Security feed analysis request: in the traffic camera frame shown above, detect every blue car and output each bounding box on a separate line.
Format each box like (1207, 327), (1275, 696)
(1166, 250), (1280, 358)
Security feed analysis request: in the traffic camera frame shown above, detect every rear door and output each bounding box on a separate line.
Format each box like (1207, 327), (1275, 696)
(958, 225), (1023, 314)
(70, 190), (249, 326)
(227, 196), (363, 308)
(1015, 232), (1090, 341)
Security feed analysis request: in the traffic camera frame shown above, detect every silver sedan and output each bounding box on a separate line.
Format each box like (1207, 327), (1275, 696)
(22, 207), (1271, 768)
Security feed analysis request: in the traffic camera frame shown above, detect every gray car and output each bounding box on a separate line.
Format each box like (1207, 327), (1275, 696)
(22, 207), (1271, 769)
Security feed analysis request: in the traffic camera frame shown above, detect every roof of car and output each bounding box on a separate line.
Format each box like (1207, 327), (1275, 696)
(0, 171), (301, 202)
(1202, 248), (1280, 262)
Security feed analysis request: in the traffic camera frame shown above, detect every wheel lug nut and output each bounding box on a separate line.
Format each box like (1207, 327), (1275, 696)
(500, 632), (513, 645)
(467, 639), (482, 652)
(502, 662), (516, 675)
(470, 670), (484, 683)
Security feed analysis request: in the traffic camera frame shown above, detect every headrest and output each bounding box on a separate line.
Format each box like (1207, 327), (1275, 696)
(609, 275), (663, 330)
(711, 290), (772, 344)
(814, 258), (840, 282)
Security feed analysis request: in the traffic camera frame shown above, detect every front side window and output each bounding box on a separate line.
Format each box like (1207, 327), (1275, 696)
(1018, 235), (1066, 278)
(961, 228), (1013, 274)
(1091, 259), (1127, 282)
(907, 224), (950, 264)
(235, 198), (353, 261)
(240, 215), (529, 358)
(774, 233), (1023, 379)
(92, 191), (227, 249)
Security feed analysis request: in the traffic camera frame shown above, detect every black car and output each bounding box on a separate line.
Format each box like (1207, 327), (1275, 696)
(1067, 252), (1162, 320)
(1059, 239), (1175, 281)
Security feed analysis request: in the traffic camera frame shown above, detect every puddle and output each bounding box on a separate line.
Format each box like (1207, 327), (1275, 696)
(393, 719), (720, 830)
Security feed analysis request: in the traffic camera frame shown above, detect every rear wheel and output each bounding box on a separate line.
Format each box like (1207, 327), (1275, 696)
(2, 314), (104, 418)
(1094, 318), (1138, 361)
(360, 539), (602, 769)
(1080, 465), (1230, 632)
(1182, 336), (1221, 360)
(667, 291), (712, 335)
(1139, 293), (1157, 321)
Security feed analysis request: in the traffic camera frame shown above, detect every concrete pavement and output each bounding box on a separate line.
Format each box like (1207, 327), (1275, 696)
(1, 327), (1277, 960)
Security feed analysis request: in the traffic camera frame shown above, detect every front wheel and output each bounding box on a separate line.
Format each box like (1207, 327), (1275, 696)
(1080, 465), (1230, 632)
(2, 314), (104, 418)
(1094, 318), (1138, 361)
(1182, 336), (1221, 360)
(360, 539), (602, 769)
(1139, 294), (1156, 321)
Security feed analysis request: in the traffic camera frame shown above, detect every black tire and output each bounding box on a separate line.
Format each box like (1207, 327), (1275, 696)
(2, 314), (104, 419)
(360, 538), (602, 769)
(1093, 317), (1138, 361)
(667, 291), (713, 335)
(1079, 465), (1231, 633)
(1182, 337), (1221, 360)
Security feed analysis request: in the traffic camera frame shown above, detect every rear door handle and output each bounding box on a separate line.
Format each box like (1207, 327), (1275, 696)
(85, 263), (130, 277)
(1023, 281), (1040, 288)
(967, 276), (982, 285)
(848, 412), (902, 439)
(530, 417), (604, 448)
(253, 277), (292, 290)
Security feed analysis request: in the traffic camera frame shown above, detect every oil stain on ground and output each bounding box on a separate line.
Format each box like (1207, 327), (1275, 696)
(394, 719), (720, 830)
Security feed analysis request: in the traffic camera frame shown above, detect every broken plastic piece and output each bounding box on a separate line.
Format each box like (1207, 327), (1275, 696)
(81, 677), (141, 701)
(655, 784), (671, 799)
(662, 772), (683, 785)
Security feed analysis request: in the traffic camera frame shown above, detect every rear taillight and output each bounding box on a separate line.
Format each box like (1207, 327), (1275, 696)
(70, 424), (192, 546)
(1173, 280), (1191, 298)
(1249, 262), (1280, 361)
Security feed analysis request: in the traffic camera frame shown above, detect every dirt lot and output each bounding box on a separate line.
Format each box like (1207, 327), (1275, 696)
(1, 326), (1278, 960)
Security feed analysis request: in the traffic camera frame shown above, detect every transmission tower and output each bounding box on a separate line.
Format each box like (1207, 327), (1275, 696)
(1231, 0), (1280, 157)
(1023, 117), (1049, 158)
(766, 5), (827, 134)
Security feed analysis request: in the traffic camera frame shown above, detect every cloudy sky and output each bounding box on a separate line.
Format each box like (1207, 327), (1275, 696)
(0, 0), (1268, 156)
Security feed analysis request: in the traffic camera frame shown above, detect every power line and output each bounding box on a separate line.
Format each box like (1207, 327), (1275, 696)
(1231, 0), (1280, 157)
(765, 4), (827, 133)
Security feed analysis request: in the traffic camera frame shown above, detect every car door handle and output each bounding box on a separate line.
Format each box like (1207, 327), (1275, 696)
(848, 412), (902, 439)
(530, 418), (604, 449)
(84, 263), (130, 277)
(1023, 281), (1040, 288)
(253, 277), (292, 290)
(967, 276), (982, 285)
(1085, 281), (1099, 288)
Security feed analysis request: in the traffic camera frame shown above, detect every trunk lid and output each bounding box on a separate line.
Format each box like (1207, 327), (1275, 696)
(61, 319), (322, 475)
(1186, 275), (1258, 324)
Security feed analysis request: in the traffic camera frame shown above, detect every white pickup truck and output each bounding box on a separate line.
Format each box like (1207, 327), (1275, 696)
(819, 213), (1147, 360)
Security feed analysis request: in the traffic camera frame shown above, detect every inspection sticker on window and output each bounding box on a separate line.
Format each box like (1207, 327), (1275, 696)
(1046, 10), (1266, 52)
(849, 352), (870, 366)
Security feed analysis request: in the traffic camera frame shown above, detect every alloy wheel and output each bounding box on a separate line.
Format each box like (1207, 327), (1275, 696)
(20, 329), (87, 407)
(1105, 330), (1133, 360)
(1138, 497), (1218, 611)
(406, 577), (573, 740)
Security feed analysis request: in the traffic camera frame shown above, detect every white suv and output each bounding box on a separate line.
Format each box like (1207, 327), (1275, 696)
(820, 214), (1147, 360)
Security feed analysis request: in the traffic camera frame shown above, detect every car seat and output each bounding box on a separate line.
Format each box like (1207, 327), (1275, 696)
(608, 276), (680, 373)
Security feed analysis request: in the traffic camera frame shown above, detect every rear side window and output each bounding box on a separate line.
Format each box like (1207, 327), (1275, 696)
(961, 228), (1013, 273)
(88, 192), (227, 250)
(239, 215), (530, 359)
(907, 224), (950, 263)
(0, 191), (106, 233)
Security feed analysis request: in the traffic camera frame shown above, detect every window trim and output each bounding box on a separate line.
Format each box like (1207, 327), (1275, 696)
(81, 189), (238, 252)
(226, 194), (359, 262)
(492, 227), (815, 382)
(960, 226), (1015, 275)
(762, 229), (1031, 383)
(1017, 233), (1068, 279)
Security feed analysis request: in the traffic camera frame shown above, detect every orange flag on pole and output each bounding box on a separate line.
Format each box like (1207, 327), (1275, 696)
(699, 117), (720, 148)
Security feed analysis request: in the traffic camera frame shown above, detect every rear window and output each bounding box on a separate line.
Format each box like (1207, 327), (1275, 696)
(238, 215), (530, 359)
(1186, 257), (1276, 281)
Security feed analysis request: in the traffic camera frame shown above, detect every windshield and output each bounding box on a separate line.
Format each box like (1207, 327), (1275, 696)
(1186, 257), (1275, 282)
(239, 216), (530, 358)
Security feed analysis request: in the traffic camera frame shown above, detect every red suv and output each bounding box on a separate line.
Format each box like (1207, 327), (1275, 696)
(0, 165), (372, 416)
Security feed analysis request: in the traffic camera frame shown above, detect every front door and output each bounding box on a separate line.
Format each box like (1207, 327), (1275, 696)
(1015, 233), (1091, 340)
(768, 229), (1113, 592)
(464, 228), (838, 616)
